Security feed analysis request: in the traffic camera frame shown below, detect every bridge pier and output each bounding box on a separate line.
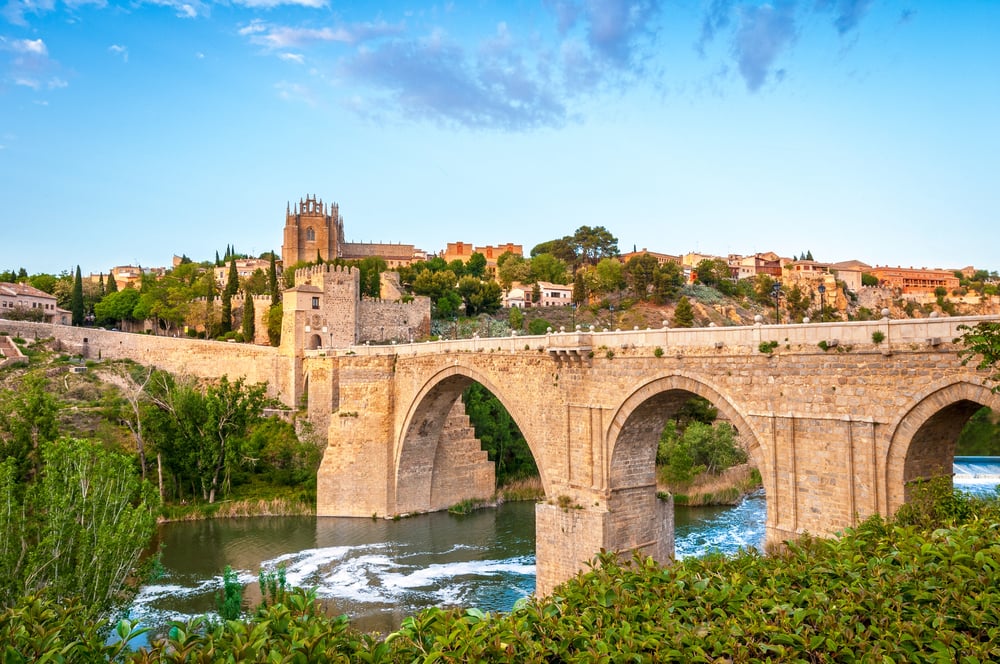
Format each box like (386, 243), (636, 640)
(535, 493), (674, 596)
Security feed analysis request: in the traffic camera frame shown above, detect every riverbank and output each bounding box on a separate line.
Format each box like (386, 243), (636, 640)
(660, 463), (762, 506)
(158, 495), (314, 522)
(159, 477), (547, 522)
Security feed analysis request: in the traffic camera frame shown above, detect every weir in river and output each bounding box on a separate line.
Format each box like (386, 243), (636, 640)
(132, 458), (998, 638)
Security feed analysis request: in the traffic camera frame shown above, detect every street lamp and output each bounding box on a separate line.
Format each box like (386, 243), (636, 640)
(609, 304), (615, 329)
(771, 282), (782, 324)
(817, 283), (826, 322)
(571, 303), (577, 331)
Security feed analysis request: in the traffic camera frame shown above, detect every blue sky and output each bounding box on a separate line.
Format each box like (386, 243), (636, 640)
(2, 0), (997, 277)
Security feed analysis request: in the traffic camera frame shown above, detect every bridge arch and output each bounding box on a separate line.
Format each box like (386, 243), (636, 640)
(607, 373), (766, 490)
(601, 373), (766, 558)
(394, 364), (544, 515)
(884, 378), (1000, 514)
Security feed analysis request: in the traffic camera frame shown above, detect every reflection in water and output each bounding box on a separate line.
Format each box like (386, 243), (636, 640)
(133, 459), (998, 639)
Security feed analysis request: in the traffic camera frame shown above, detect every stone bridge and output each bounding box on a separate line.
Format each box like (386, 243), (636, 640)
(304, 316), (1000, 594)
(3, 315), (998, 595)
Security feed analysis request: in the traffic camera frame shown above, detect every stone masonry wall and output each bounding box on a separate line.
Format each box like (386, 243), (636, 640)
(0, 320), (291, 403)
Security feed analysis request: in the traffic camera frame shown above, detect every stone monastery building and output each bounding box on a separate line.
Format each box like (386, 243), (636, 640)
(281, 195), (423, 268)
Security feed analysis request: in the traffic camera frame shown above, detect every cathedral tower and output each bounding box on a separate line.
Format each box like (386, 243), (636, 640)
(281, 195), (345, 267)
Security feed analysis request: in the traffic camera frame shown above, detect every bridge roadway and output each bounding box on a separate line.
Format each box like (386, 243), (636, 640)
(305, 315), (1000, 594)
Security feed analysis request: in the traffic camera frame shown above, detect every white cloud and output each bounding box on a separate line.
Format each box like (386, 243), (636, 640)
(275, 80), (317, 106)
(108, 43), (128, 62)
(240, 19), (404, 51)
(278, 52), (305, 64)
(231, 0), (326, 8)
(47, 76), (67, 88)
(9, 37), (47, 55)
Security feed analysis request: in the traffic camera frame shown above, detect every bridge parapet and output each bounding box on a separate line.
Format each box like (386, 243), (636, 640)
(300, 315), (998, 358)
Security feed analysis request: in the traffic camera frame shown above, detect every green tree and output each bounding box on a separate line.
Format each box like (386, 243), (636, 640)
(268, 252), (280, 306)
(144, 375), (267, 503)
(571, 225), (619, 265)
(466, 252), (488, 279)
(220, 287), (233, 335)
(508, 306), (524, 331)
(106, 272), (118, 293)
(267, 301), (282, 347)
(70, 265), (84, 326)
(593, 257), (625, 297)
(572, 270), (588, 305)
(672, 296), (694, 328)
(652, 262), (683, 303)
(94, 287), (140, 328)
(0, 375), (60, 482)
(624, 254), (659, 300)
(657, 420), (745, 484)
(861, 272), (878, 287)
(242, 290), (256, 342)
(957, 321), (1000, 391)
(457, 277), (502, 316)
(28, 273), (57, 294)
(462, 384), (537, 485)
(528, 317), (551, 335)
(530, 253), (569, 284)
(530, 237), (577, 264)
(0, 438), (159, 618)
(497, 254), (531, 290)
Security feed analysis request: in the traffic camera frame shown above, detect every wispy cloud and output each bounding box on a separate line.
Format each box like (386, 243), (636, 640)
(231, 0), (326, 8)
(330, 1), (663, 130)
(815, 0), (873, 35)
(240, 19), (404, 50)
(278, 52), (304, 64)
(2, 35), (66, 91)
(695, 0), (878, 92)
(108, 43), (128, 62)
(339, 31), (568, 130)
(143, 0), (205, 19)
(733, 1), (797, 91)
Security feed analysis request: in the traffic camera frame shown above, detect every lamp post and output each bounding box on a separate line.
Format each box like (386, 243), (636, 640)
(609, 304), (615, 329)
(771, 282), (782, 324)
(817, 283), (826, 322)
(571, 303), (577, 331)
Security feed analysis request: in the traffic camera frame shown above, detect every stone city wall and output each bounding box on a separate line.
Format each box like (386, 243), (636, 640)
(0, 320), (291, 403)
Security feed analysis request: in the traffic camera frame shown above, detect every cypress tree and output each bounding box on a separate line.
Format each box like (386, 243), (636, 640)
(268, 253), (279, 306)
(215, 250), (221, 267)
(220, 287), (232, 334)
(226, 259), (239, 296)
(242, 289), (255, 343)
(98, 273), (105, 297)
(106, 272), (118, 293)
(70, 265), (84, 326)
(205, 272), (216, 338)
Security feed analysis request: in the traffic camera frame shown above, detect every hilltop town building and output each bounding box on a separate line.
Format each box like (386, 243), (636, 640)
(442, 242), (523, 268)
(0, 282), (70, 324)
(870, 266), (960, 294)
(281, 195), (425, 268)
(620, 248), (680, 266)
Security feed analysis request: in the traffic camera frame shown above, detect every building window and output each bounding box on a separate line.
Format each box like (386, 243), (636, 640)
(311, 297), (320, 309)
(306, 227), (315, 242)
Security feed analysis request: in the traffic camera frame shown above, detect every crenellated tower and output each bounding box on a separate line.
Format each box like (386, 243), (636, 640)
(281, 195), (345, 267)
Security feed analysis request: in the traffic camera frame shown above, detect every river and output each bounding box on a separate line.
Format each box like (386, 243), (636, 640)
(131, 458), (998, 638)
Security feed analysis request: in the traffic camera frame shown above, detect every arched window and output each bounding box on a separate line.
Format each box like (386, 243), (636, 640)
(306, 227), (315, 241)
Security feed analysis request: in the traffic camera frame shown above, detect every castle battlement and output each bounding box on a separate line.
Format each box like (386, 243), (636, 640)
(294, 263), (358, 287)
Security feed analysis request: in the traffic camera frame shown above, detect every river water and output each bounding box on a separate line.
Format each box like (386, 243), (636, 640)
(132, 458), (998, 638)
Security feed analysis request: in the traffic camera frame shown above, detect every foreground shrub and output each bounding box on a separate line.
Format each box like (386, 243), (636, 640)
(3, 489), (999, 662)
